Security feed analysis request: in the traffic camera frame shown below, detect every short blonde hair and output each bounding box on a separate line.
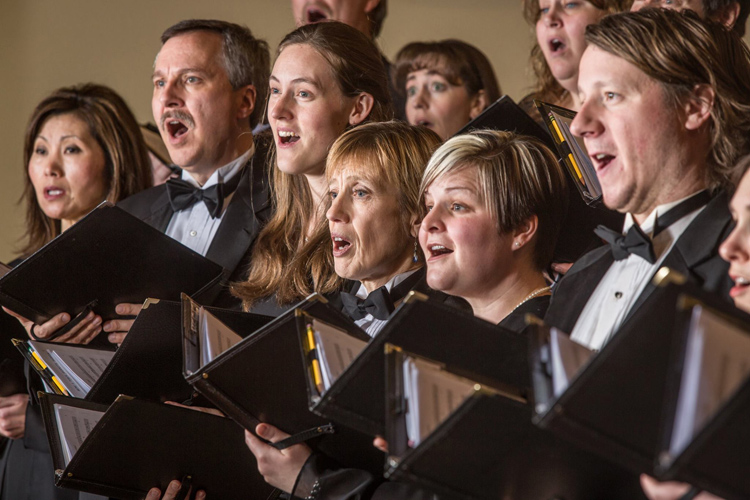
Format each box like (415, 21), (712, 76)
(421, 130), (568, 271)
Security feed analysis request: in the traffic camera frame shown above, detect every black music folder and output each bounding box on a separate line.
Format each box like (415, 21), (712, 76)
(530, 267), (739, 476)
(383, 347), (643, 500)
(39, 392), (276, 500)
(0, 202), (224, 339)
(15, 298), (273, 405)
(181, 294), (383, 473)
(653, 295), (750, 500)
(298, 291), (529, 438)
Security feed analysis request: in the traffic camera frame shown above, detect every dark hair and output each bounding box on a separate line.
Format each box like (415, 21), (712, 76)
(586, 8), (750, 189)
(20, 84), (152, 256)
(393, 39), (501, 104)
(160, 19), (271, 128)
(703, 0), (749, 35)
(370, 0), (388, 37)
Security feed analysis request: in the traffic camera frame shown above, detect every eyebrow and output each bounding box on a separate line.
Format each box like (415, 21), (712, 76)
(406, 70), (446, 82)
(269, 75), (323, 88)
(152, 68), (210, 79)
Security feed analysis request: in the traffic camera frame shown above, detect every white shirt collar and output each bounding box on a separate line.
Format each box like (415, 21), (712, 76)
(180, 144), (255, 189)
(622, 190), (707, 236)
(355, 268), (420, 300)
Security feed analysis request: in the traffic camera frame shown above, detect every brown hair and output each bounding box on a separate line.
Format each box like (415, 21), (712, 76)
(286, 121), (442, 298)
(393, 39), (501, 105)
(421, 130), (568, 271)
(233, 22), (393, 309)
(370, 0), (388, 37)
(586, 8), (750, 189)
(522, 0), (630, 105)
(20, 83), (152, 257)
(160, 19), (271, 129)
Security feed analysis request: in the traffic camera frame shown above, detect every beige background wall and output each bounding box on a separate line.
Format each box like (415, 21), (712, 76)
(0, 0), (535, 262)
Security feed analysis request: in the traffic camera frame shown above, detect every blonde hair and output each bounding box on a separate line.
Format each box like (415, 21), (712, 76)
(586, 8), (750, 189)
(233, 22), (393, 309)
(421, 130), (568, 271)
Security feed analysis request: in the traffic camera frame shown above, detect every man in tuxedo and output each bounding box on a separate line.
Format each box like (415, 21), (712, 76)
(108, 20), (273, 340)
(631, 0), (749, 35)
(544, 9), (750, 500)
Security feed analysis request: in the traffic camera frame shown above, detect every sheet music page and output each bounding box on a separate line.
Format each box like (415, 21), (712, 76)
(29, 342), (115, 398)
(53, 403), (104, 465)
(402, 357), (476, 448)
(199, 308), (242, 367)
(551, 110), (602, 198)
(670, 305), (750, 456)
(550, 328), (594, 398)
(312, 319), (368, 392)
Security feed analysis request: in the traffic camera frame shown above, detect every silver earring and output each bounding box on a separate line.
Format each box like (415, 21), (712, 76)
(413, 239), (419, 263)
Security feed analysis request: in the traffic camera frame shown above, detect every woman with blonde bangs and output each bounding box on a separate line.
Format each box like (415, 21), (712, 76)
(519, 0), (630, 122)
(232, 21), (393, 316)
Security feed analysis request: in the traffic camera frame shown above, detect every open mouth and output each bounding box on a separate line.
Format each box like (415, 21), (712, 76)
(416, 120), (433, 128)
(428, 244), (453, 258)
(332, 235), (352, 256)
(549, 38), (566, 54)
(306, 7), (329, 23)
(166, 119), (189, 139)
(731, 275), (750, 297)
(278, 130), (301, 145)
(592, 153), (615, 171)
(45, 187), (64, 197)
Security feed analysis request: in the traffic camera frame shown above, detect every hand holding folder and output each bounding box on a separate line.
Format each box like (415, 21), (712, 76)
(3, 304), (103, 345)
(244, 423), (313, 494)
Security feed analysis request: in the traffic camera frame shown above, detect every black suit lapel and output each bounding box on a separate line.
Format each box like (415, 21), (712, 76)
(146, 189), (175, 233)
(545, 246), (614, 333)
(205, 153), (271, 273)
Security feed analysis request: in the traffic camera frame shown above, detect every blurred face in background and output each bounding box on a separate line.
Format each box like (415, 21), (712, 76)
(291, 0), (380, 36)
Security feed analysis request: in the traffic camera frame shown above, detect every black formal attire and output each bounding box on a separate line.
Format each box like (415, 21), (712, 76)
(289, 292), (546, 500)
(545, 190), (733, 335)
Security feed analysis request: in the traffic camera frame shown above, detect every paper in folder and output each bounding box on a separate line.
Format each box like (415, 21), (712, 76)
(383, 347), (643, 500)
(181, 293), (383, 474)
(0, 202), (224, 339)
(38, 392), (276, 500)
(530, 267), (741, 477)
(297, 291), (529, 438)
(653, 295), (750, 500)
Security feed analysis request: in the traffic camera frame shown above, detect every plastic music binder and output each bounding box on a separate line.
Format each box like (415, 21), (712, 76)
(384, 347), (643, 500)
(39, 392), (277, 500)
(298, 292), (529, 438)
(182, 293), (383, 473)
(0, 202), (224, 339)
(530, 267), (737, 476)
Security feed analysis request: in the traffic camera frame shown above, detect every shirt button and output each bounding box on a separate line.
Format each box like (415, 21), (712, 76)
(189, 230), (197, 237)
(615, 291), (623, 299)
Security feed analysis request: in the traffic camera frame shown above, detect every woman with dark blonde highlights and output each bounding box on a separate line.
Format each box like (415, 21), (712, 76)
(232, 21), (393, 315)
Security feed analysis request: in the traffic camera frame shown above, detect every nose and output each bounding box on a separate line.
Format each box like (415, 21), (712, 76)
(326, 193), (350, 224)
(411, 86), (429, 110)
(420, 204), (445, 234)
(42, 152), (63, 177)
(158, 79), (184, 108)
(542, 3), (562, 27)
(570, 98), (602, 139)
(269, 91), (292, 121)
(719, 223), (748, 265)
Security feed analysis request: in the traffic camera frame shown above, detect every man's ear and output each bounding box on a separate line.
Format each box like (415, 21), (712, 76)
(684, 84), (714, 132)
(364, 0), (382, 16)
(715, 1), (741, 30)
(512, 215), (539, 250)
(348, 92), (375, 126)
(469, 90), (487, 120)
(237, 84), (257, 123)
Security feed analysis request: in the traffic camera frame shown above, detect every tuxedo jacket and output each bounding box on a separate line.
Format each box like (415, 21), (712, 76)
(545, 190), (734, 334)
(117, 135), (273, 309)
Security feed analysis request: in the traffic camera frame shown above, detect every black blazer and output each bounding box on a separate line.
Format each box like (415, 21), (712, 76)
(545, 191), (734, 334)
(117, 135), (273, 309)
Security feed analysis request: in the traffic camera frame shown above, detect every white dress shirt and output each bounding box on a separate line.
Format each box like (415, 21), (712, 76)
(353, 269), (420, 338)
(165, 146), (254, 256)
(570, 192), (707, 350)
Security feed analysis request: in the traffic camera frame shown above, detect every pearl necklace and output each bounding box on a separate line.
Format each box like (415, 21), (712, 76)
(510, 285), (552, 314)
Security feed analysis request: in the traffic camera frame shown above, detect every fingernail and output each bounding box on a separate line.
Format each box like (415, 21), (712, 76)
(108, 333), (118, 343)
(102, 322), (111, 332)
(256, 423), (267, 436)
(196, 491), (206, 500)
(92, 316), (102, 326)
(60, 314), (70, 323)
(168, 480), (181, 493)
(116, 304), (125, 314)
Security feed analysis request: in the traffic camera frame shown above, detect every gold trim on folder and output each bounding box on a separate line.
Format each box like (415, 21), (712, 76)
(402, 290), (429, 304)
(652, 267), (687, 287)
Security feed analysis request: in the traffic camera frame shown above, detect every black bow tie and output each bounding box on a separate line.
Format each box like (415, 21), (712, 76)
(341, 286), (394, 321)
(340, 269), (425, 321)
(594, 190), (711, 264)
(166, 171), (242, 219)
